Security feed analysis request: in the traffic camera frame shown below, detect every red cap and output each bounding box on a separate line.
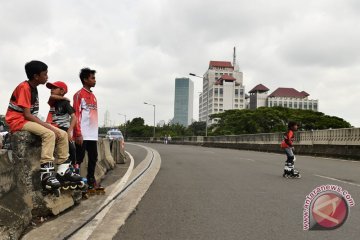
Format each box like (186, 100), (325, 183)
(46, 81), (68, 94)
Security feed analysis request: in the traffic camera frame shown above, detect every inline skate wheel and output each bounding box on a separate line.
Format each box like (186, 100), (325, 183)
(78, 181), (85, 189)
(70, 185), (77, 190)
(62, 185), (69, 190)
(54, 189), (60, 197)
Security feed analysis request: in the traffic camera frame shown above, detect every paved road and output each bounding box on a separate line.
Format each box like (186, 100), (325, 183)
(115, 144), (360, 240)
(126, 143), (148, 167)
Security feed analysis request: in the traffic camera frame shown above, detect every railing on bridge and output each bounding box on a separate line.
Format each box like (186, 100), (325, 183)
(128, 128), (360, 146)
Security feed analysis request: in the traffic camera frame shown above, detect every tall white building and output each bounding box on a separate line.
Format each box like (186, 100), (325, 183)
(199, 50), (246, 124)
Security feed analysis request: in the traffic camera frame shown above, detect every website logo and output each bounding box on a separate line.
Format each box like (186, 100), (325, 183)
(303, 185), (355, 230)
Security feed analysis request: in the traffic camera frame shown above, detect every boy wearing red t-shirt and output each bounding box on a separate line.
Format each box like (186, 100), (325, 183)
(281, 121), (300, 178)
(73, 68), (99, 189)
(6, 61), (69, 194)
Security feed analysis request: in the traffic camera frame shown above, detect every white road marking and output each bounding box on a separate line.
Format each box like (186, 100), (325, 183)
(70, 151), (135, 240)
(239, 157), (255, 162)
(314, 174), (360, 188)
(202, 150), (215, 154)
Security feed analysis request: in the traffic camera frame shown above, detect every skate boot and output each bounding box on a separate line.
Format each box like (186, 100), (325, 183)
(73, 163), (80, 175)
(57, 160), (85, 190)
(40, 162), (61, 197)
(283, 163), (293, 178)
(283, 163), (301, 179)
(87, 178), (105, 195)
(290, 168), (301, 178)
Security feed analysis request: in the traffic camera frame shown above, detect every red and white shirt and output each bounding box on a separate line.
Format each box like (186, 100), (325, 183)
(73, 88), (98, 140)
(6, 81), (39, 132)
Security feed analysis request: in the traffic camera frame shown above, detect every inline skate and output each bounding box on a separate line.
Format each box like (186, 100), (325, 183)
(56, 160), (85, 190)
(40, 162), (61, 197)
(87, 177), (105, 195)
(283, 163), (301, 179)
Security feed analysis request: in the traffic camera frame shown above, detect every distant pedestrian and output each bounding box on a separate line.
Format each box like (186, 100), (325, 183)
(281, 121), (300, 178)
(164, 135), (168, 144)
(167, 135), (172, 144)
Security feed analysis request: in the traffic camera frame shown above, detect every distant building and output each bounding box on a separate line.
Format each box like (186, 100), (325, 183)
(104, 110), (111, 127)
(199, 48), (246, 124)
(157, 120), (166, 127)
(249, 84), (269, 109)
(249, 84), (319, 111)
(173, 78), (194, 127)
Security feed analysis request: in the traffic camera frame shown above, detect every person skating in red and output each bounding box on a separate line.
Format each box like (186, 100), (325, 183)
(281, 121), (300, 178)
(73, 68), (99, 189)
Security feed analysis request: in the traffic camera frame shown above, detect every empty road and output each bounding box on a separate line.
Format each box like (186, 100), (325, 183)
(115, 143), (360, 240)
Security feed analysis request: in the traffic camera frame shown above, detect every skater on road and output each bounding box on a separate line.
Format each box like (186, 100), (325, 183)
(5, 61), (70, 194)
(281, 121), (300, 178)
(46, 81), (84, 189)
(73, 68), (99, 190)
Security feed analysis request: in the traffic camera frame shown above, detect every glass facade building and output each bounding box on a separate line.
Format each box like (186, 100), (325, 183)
(173, 78), (194, 126)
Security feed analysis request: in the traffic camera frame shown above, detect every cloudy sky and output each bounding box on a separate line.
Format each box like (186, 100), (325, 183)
(1, 0), (360, 127)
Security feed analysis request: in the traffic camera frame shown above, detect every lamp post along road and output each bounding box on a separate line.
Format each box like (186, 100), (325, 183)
(189, 73), (208, 137)
(144, 102), (156, 138)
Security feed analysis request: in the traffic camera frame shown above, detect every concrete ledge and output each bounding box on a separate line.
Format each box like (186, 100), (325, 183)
(111, 139), (126, 164)
(0, 132), (125, 239)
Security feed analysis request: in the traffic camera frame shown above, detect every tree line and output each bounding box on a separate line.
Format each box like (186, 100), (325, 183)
(210, 107), (351, 135)
(2, 107), (352, 137)
(100, 107), (352, 138)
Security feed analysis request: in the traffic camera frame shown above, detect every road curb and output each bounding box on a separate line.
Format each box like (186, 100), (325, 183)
(22, 152), (135, 240)
(82, 144), (162, 240)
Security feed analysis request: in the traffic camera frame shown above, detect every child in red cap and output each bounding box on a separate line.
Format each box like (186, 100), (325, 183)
(46, 81), (84, 189)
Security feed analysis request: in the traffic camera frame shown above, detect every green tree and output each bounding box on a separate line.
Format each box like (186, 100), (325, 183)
(210, 107), (351, 135)
(188, 121), (206, 136)
(126, 117), (153, 137)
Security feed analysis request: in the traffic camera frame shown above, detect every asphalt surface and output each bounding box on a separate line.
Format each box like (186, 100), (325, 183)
(114, 143), (360, 240)
(126, 143), (148, 167)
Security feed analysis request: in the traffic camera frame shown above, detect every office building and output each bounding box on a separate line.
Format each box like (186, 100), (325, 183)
(199, 49), (246, 124)
(173, 78), (194, 126)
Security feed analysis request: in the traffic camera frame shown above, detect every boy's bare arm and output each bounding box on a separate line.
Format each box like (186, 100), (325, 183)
(73, 93), (83, 145)
(67, 113), (77, 141)
(49, 95), (70, 102)
(23, 108), (61, 138)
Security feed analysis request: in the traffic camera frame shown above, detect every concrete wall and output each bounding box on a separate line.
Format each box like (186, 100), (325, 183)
(0, 132), (125, 240)
(128, 128), (360, 160)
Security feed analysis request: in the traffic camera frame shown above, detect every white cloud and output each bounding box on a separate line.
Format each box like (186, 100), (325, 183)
(0, 0), (359, 128)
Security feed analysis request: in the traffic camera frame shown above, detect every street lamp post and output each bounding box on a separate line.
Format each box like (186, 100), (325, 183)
(118, 113), (127, 140)
(189, 73), (208, 137)
(144, 102), (156, 138)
